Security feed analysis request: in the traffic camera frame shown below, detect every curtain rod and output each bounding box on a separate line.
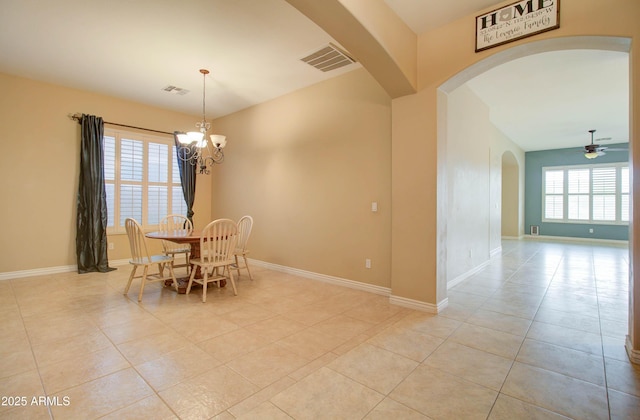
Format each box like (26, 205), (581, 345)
(69, 113), (173, 136)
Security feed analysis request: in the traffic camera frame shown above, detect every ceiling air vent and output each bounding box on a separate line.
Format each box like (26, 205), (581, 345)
(300, 43), (356, 72)
(162, 85), (189, 95)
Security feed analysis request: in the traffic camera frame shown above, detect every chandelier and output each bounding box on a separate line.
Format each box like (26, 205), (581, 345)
(176, 69), (226, 174)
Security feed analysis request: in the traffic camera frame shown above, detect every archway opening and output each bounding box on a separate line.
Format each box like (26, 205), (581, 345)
(437, 35), (631, 293)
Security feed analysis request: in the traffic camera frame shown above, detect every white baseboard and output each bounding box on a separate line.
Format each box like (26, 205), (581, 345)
(0, 265), (78, 281)
(249, 259), (391, 296)
(447, 259), (491, 290)
(109, 259), (130, 267)
(524, 234), (628, 246)
(250, 259), (446, 313)
(626, 336), (640, 365)
(389, 295), (447, 314)
(490, 246), (502, 258)
(0, 259), (130, 281)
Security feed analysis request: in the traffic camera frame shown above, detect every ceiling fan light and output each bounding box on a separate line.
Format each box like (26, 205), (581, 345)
(585, 152), (599, 159)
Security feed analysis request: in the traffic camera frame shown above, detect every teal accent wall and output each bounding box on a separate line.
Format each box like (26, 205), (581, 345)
(525, 144), (629, 241)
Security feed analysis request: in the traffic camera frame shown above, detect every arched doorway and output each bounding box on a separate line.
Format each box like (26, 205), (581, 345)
(436, 36), (636, 361)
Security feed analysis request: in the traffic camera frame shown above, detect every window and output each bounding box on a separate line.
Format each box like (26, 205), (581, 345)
(104, 130), (188, 233)
(544, 170), (564, 220)
(542, 163), (629, 225)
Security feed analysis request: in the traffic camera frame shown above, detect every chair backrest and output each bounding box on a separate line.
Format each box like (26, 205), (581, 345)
(200, 219), (238, 264)
(159, 214), (193, 252)
(236, 215), (253, 252)
(125, 218), (150, 263)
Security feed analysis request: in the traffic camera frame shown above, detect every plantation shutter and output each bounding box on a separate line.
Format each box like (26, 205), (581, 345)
(119, 138), (143, 225)
(621, 167), (630, 222)
(103, 136), (116, 228)
(592, 167), (617, 221)
(544, 170), (564, 219)
(567, 169), (590, 220)
(147, 142), (169, 225)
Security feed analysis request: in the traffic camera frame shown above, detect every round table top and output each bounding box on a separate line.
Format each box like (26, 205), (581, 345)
(146, 230), (202, 243)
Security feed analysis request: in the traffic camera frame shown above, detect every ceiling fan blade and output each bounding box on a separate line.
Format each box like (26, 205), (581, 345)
(605, 148), (628, 152)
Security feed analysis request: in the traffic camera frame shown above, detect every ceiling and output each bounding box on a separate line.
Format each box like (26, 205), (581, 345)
(0, 0), (629, 152)
(466, 49), (629, 150)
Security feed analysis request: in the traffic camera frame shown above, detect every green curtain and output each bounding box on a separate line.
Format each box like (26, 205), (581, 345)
(76, 114), (115, 273)
(174, 132), (197, 224)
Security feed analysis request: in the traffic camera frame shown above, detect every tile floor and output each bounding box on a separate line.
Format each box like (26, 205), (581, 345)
(1, 239), (639, 419)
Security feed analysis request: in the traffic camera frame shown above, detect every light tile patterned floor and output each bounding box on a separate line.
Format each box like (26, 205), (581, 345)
(1, 239), (639, 419)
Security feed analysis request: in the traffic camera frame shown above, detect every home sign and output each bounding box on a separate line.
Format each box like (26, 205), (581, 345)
(476, 0), (560, 52)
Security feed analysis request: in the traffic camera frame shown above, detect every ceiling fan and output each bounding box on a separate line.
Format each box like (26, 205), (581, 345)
(582, 129), (626, 159)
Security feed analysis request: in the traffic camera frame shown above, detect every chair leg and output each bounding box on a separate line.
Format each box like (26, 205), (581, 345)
(124, 266), (137, 295)
(243, 255), (253, 280)
(165, 262), (178, 292)
(186, 265), (197, 295)
(234, 255), (240, 278)
(202, 270), (208, 303)
(167, 260), (174, 280)
(227, 265), (238, 296)
(138, 265), (149, 302)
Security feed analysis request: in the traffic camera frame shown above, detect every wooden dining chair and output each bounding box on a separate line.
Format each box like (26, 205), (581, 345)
(159, 214), (193, 276)
(124, 218), (178, 302)
(186, 218), (238, 303)
(233, 215), (254, 280)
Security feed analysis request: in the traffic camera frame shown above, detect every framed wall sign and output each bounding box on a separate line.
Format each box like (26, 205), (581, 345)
(475, 0), (560, 52)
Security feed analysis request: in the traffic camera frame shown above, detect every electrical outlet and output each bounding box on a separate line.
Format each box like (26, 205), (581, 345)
(589, 228), (594, 234)
(108, 242), (114, 250)
(365, 259), (372, 269)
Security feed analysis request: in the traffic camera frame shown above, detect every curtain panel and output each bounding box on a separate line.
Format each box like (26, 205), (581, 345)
(174, 132), (197, 224)
(76, 114), (115, 273)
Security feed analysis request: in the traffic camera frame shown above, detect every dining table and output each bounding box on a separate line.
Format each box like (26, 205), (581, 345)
(145, 229), (227, 293)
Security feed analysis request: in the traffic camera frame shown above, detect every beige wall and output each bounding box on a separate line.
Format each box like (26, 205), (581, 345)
(0, 73), (212, 272)
(445, 85), (492, 281)
(490, 117), (524, 248)
(443, 84), (524, 283)
(501, 151), (523, 238)
(392, 89), (437, 303)
(490, 125), (526, 242)
(211, 68), (392, 287)
(0, 66), (392, 287)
